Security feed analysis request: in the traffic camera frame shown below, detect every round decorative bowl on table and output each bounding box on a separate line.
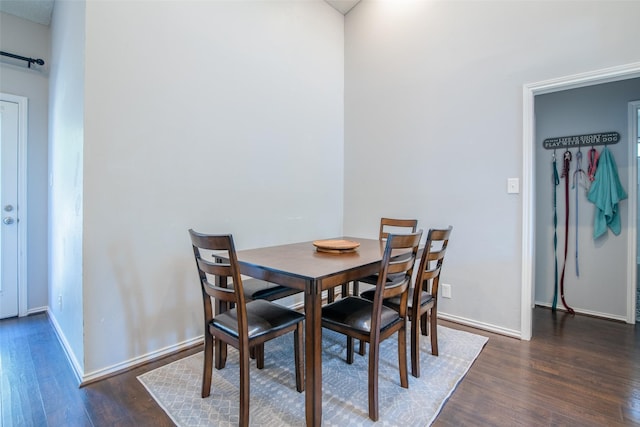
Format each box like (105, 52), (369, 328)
(312, 239), (360, 254)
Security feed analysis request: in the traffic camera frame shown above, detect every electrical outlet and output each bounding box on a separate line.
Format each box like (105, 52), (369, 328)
(442, 283), (452, 299)
(58, 294), (63, 309)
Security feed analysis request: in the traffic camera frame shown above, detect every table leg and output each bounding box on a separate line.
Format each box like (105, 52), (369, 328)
(305, 279), (322, 427)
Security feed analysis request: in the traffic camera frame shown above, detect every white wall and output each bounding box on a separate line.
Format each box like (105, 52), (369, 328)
(0, 12), (49, 313)
(534, 79), (640, 320)
(49, 0), (86, 373)
(344, 0), (640, 335)
(78, 0), (344, 377)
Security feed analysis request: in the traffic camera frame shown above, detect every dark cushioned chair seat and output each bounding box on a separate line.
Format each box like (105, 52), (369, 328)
(212, 299), (305, 339)
(242, 278), (300, 301)
(357, 274), (379, 285)
(322, 296), (404, 334)
(361, 287), (433, 310)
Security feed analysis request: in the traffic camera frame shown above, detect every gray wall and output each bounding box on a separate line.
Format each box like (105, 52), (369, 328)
(9, 0), (640, 380)
(344, 0), (640, 335)
(50, 0), (345, 379)
(534, 79), (640, 319)
(0, 12), (49, 313)
(48, 0), (86, 374)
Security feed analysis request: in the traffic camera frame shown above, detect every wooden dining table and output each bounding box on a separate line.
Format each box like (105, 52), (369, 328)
(232, 236), (388, 427)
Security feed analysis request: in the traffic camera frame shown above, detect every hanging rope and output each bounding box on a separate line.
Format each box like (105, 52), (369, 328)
(552, 150), (560, 311)
(572, 149), (589, 277)
(559, 150), (575, 315)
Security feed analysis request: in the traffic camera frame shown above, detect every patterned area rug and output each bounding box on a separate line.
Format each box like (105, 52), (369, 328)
(138, 326), (488, 426)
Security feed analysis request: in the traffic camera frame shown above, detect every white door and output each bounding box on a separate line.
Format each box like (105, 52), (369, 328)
(0, 100), (19, 319)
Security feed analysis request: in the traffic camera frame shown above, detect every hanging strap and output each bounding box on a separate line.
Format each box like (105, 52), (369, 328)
(560, 150), (575, 315)
(587, 147), (600, 181)
(571, 150), (588, 277)
(552, 151), (560, 311)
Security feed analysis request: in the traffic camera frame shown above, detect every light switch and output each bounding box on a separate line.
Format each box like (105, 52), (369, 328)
(507, 178), (520, 194)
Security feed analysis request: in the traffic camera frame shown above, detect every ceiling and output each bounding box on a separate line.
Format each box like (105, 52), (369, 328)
(325, 0), (361, 14)
(0, 0), (361, 26)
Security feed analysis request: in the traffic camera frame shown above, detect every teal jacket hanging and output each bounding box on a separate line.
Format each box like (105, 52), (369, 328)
(587, 146), (627, 239)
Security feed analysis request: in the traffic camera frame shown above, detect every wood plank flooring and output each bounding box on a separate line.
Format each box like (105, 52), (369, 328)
(438, 310), (640, 426)
(1, 307), (638, 426)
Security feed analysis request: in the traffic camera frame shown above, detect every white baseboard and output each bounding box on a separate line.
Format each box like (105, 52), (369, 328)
(534, 301), (627, 322)
(47, 308), (84, 384)
(46, 307), (203, 385)
(438, 312), (522, 339)
(81, 335), (203, 385)
(27, 306), (48, 315)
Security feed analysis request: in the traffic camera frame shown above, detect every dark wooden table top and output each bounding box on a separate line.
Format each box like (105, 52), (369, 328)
(235, 237), (387, 290)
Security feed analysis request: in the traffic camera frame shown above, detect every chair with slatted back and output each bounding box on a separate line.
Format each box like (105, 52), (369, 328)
(362, 226), (452, 377)
(327, 217), (418, 304)
(188, 230), (304, 427)
(321, 230), (422, 421)
(337, 217), (417, 356)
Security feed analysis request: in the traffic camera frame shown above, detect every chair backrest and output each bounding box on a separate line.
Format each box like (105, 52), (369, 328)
(188, 230), (248, 334)
(414, 226), (452, 305)
(370, 230), (423, 333)
(379, 218), (418, 240)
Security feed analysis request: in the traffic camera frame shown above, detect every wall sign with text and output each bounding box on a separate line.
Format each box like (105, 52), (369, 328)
(543, 132), (620, 149)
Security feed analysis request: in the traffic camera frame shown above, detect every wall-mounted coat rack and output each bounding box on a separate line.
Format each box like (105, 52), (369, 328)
(0, 50), (45, 68)
(543, 131), (619, 149)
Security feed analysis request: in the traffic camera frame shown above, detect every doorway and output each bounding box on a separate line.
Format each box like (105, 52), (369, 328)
(521, 63), (640, 340)
(0, 93), (28, 319)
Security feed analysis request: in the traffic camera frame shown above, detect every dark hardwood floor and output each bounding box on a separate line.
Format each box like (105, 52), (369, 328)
(438, 310), (640, 426)
(1, 307), (638, 426)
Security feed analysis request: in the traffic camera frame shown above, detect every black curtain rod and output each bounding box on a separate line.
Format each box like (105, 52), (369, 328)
(0, 50), (45, 68)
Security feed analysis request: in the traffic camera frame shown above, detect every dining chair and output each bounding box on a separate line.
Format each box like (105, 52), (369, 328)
(321, 230), (422, 421)
(362, 226), (452, 377)
(327, 217), (418, 304)
(188, 230), (304, 427)
(339, 217), (418, 355)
